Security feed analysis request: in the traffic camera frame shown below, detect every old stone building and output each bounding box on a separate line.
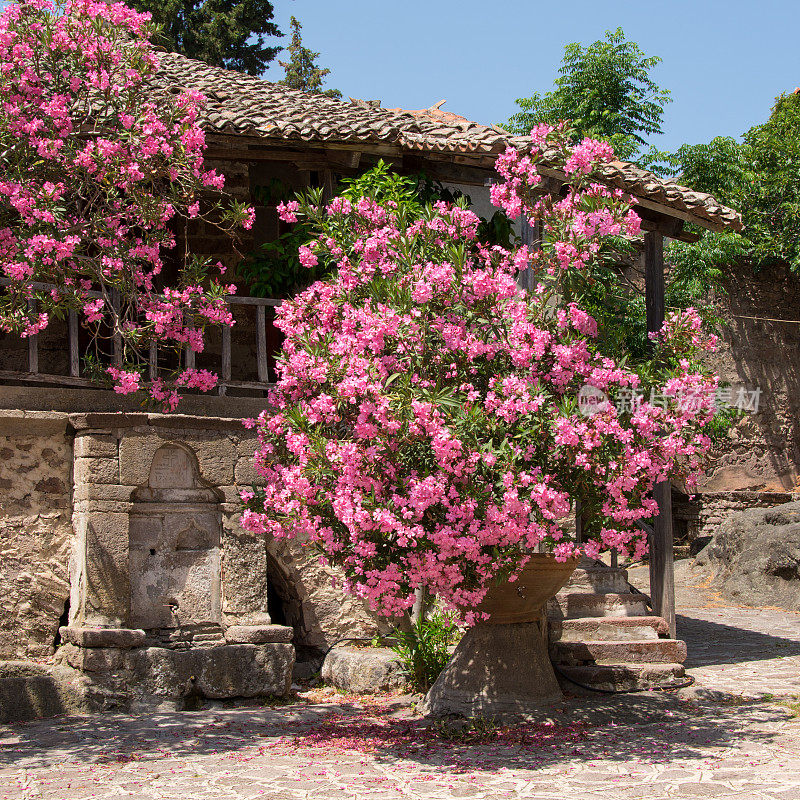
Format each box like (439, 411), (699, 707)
(0, 51), (750, 714)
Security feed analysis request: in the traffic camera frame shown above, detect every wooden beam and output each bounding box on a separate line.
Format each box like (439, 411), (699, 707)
(636, 207), (685, 239)
(634, 195), (732, 234)
(218, 325), (231, 396)
(644, 229), (676, 639)
(402, 155), (495, 187)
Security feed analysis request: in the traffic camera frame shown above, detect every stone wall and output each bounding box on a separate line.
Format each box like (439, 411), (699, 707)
(697, 491), (796, 542)
(0, 405), (385, 668)
(0, 413), (72, 660)
(701, 260), (800, 494)
(685, 260), (800, 539)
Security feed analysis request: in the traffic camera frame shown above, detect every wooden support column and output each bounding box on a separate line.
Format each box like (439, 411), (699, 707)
(518, 216), (539, 292)
(645, 230), (676, 638)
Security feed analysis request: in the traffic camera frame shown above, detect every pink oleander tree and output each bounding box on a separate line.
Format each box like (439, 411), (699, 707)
(241, 126), (719, 621)
(0, 0), (253, 407)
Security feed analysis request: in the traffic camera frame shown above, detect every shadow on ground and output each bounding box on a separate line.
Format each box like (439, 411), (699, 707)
(678, 613), (800, 667)
(1, 693), (791, 775)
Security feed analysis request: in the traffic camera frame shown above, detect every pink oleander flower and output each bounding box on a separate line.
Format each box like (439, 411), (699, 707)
(241, 136), (718, 622)
(0, 0), (247, 409)
(107, 366), (141, 394)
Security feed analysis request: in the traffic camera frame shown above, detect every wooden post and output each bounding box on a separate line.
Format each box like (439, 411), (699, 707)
(111, 289), (123, 367)
(27, 299), (38, 374)
(148, 342), (158, 382)
(645, 230), (676, 638)
(68, 311), (80, 377)
(218, 324), (231, 396)
(256, 304), (268, 383)
(518, 216), (538, 292)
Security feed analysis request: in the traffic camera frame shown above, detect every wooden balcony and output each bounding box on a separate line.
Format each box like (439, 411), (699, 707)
(0, 281), (282, 395)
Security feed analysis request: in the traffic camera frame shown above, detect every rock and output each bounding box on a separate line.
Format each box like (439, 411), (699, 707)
(321, 646), (406, 693)
(224, 625), (293, 644)
(58, 642), (125, 672)
(695, 501), (800, 611)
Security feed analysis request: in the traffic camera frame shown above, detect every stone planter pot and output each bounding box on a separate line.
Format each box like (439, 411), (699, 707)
(421, 553), (578, 719)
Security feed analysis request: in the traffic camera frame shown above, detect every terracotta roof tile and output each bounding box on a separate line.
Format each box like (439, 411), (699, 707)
(152, 52), (741, 231)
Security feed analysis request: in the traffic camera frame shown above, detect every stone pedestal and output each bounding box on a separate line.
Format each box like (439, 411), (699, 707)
(421, 618), (562, 718)
(422, 555), (578, 719)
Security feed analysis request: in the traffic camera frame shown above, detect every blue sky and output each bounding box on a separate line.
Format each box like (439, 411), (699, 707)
(265, 0), (800, 153)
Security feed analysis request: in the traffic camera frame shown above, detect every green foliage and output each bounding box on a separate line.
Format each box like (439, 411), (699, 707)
(237, 163), (516, 298)
(390, 612), (459, 693)
(742, 92), (800, 270)
(279, 16), (341, 99)
(128, 0), (282, 75)
(238, 229), (327, 298)
(652, 137), (749, 200)
(505, 28), (671, 162)
(339, 160), (423, 208)
(663, 91), (800, 273)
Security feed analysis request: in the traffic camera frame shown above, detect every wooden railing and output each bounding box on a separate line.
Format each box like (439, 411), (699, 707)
(0, 280), (281, 395)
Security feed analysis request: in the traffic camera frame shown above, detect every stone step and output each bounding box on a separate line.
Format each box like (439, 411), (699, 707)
(561, 565), (631, 594)
(551, 638), (687, 666)
(549, 616), (668, 642)
(548, 592), (650, 619)
(554, 662), (687, 693)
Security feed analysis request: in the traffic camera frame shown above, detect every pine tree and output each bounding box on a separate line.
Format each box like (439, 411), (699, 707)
(279, 16), (342, 99)
(129, 0), (282, 76)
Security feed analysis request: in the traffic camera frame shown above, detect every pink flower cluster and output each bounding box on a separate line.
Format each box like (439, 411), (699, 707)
(0, 0), (251, 404)
(241, 132), (719, 621)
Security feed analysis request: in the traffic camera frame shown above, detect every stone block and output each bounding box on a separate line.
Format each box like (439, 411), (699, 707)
(73, 484), (136, 503)
(59, 642), (126, 673)
(234, 455), (260, 485)
(59, 626), (146, 648)
(221, 524), (269, 618)
(74, 434), (118, 459)
(73, 457), (119, 486)
(73, 511), (131, 627)
(127, 643), (294, 698)
(68, 413), (146, 432)
(0, 661), (85, 722)
(234, 437), (261, 485)
(183, 435), (236, 486)
(220, 486), (244, 504)
(118, 434), (161, 486)
(224, 625), (292, 644)
(322, 647), (406, 694)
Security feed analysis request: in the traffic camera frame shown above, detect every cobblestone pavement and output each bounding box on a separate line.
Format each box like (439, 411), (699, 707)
(3, 562), (800, 800)
(628, 561), (800, 699)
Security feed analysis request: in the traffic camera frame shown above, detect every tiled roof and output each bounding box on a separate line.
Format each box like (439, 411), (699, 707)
(154, 52), (741, 232)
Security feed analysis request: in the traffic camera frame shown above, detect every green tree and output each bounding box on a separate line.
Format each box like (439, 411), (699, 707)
(668, 91), (800, 272)
(505, 28), (671, 162)
(128, 0), (282, 76)
(278, 16), (342, 99)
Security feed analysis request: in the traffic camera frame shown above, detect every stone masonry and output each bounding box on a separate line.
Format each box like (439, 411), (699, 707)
(0, 412), (72, 661)
(0, 409), (385, 707)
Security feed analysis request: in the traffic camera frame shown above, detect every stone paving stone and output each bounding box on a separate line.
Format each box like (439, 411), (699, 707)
(4, 571), (800, 799)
